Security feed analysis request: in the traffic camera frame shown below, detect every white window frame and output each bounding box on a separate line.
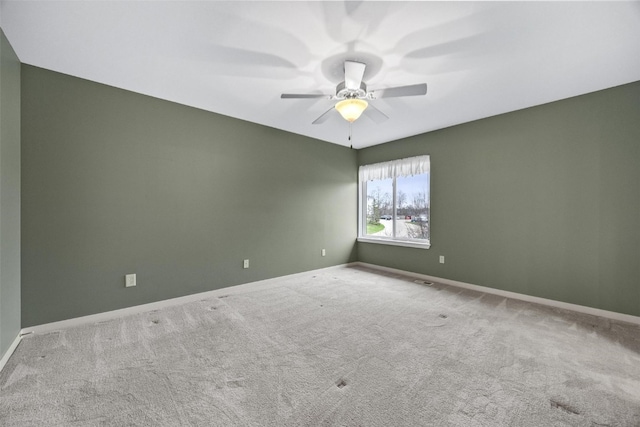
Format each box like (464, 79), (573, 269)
(357, 155), (431, 249)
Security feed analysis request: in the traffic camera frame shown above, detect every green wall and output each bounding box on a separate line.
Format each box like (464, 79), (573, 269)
(358, 81), (640, 317)
(17, 62), (640, 327)
(0, 29), (21, 357)
(21, 65), (357, 327)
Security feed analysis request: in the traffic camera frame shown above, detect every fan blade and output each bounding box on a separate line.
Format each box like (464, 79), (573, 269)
(281, 93), (331, 99)
(344, 61), (366, 90)
(374, 83), (427, 98)
(363, 103), (389, 124)
(312, 106), (335, 124)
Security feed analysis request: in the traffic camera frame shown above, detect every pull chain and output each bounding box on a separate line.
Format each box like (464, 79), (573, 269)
(348, 122), (354, 149)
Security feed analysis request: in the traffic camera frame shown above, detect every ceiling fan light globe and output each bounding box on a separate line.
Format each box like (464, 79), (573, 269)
(335, 99), (368, 123)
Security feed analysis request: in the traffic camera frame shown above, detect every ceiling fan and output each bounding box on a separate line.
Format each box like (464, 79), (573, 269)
(281, 60), (427, 125)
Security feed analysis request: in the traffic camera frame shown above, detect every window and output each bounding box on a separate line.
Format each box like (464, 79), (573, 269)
(358, 155), (430, 249)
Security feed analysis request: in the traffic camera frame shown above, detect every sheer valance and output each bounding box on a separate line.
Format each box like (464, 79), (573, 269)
(359, 155), (430, 182)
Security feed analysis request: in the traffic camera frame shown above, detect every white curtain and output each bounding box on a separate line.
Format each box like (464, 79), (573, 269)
(359, 155), (430, 181)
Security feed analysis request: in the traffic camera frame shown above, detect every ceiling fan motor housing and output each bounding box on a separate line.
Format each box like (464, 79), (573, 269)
(336, 81), (368, 99)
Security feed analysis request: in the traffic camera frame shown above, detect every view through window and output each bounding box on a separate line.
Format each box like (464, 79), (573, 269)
(359, 155), (430, 248)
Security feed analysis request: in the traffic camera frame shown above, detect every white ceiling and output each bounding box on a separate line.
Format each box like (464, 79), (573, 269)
(2, 1), (640, 149)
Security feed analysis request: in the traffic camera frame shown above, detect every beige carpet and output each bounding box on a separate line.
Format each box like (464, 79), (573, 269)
(1, 265), (639, 426)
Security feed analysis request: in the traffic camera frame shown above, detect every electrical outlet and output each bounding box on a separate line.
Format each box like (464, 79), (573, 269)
(439, 256), (445, 264)
(243, 259), (249, 269)
(321, 249), (326, 257)
(125, 274), (136, 287)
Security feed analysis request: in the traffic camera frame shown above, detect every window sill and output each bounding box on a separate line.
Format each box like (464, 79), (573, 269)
(357, 236), (431, 249)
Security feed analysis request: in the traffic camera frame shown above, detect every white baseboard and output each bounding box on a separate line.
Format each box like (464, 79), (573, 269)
(22, 260), (635, 340)
(0, 333), (22, 373)
(22, 263), (358, 335)
(356, 262), (640, 326)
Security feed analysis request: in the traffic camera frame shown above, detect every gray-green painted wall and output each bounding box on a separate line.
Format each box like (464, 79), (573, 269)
(18, 62), (640, 327)
(21, 65), (357, 327)
(358, 81), (640, 317)
(0, 29), (21, 357)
